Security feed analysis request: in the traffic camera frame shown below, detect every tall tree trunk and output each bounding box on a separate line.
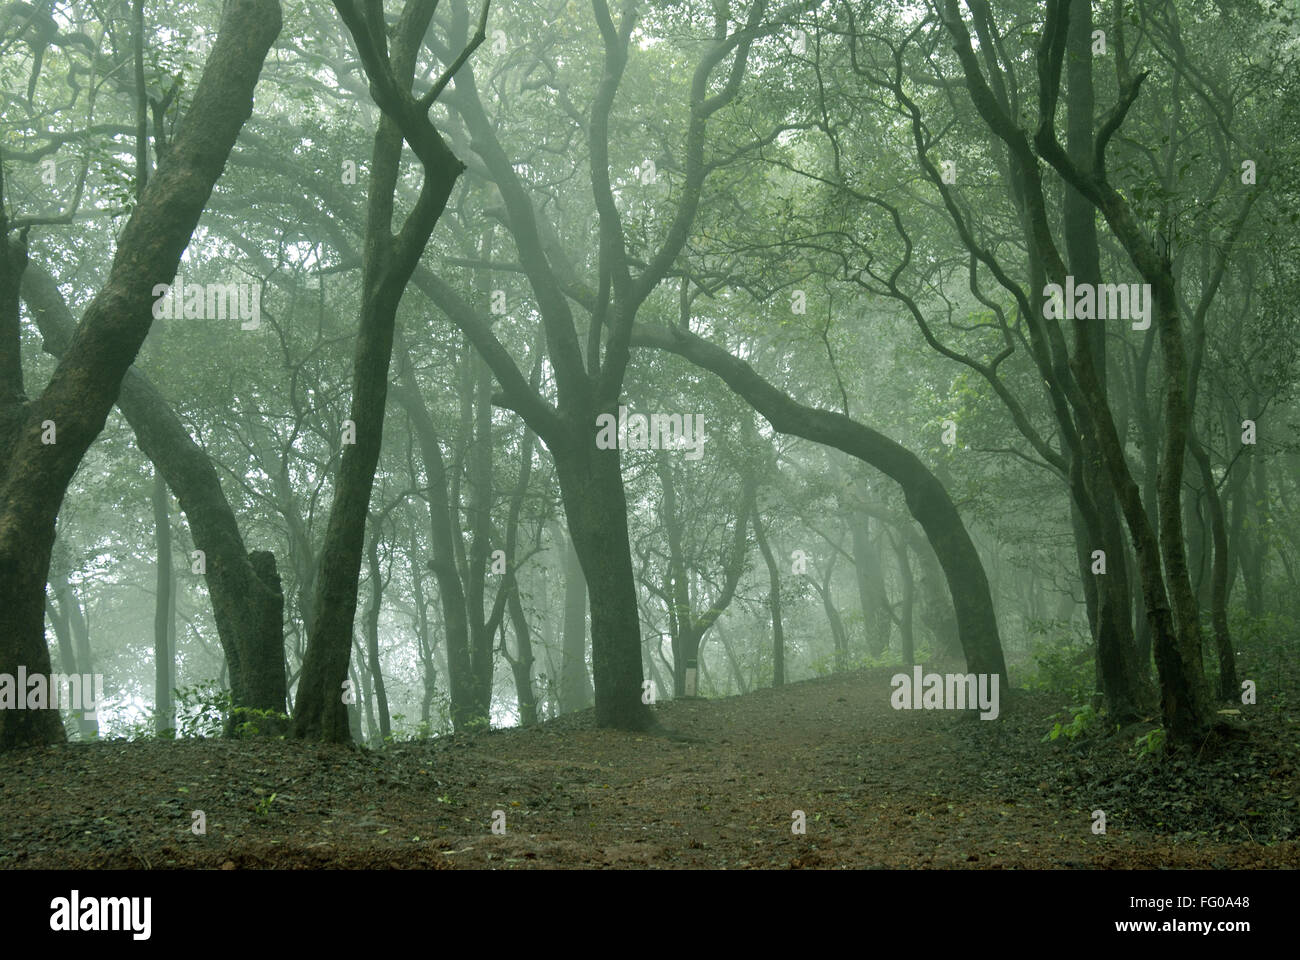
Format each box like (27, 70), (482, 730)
(1062, 0), (1147, 723)
(364, 529), (391, 741)
(553, 429), (653, 730)
(292, 0), (470, 742)
(890, 531), (916, 666)
(139, 0), (172, 739)
(1067, 272), (1210, 742)
(1189, 439), (1236, 699)
(353, 639), (376, 744)
(1184, 478), (1211, 607)
(407, 522), (438, 733)
(1130, 328), (1160, 668)
(497, 417), (541, 728)
(715, 619), (748, 694)
(851, 512), (889, 657)
(232, 550), (287, 735)
(46, 598), (76, 679)
(394, 356), (476, 731)
(753, 506), (785, 687)
(1024, 0), (1212, 741)
(1243, 445), (1267, 617)
(558, 528), (593, 713)
(153, 471), (175, 736)
(69, 589), (97, 739)
(814, 549), (849, 672)
(463, 349), (495, 723)
(346, 662), (364, 743)
(1223, 413), (1252, 604)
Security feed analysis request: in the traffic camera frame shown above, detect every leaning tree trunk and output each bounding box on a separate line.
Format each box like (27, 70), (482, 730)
(504, 588), (539, 727)
(631, 324), (1008, 686)
(46, 546), (98, 739)
(23, 262), (287, 726)
(0, 0), (281, 751)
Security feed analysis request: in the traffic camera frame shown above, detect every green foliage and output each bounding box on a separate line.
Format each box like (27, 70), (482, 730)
(1042, 703), (1098, 743)
(1021, 619), (1095, 703)
(118, 707), (177, 742)
(254, 792), (278, 817)
(116, 685), (287, 741)
(429, 693), (454, 737)
(808, 651), (834, 678)
(381, 713), (435, 745)
(1133, 727), (1166, 758)
(118, 711), (158, 742)
(173, 681), (230, 739)
(229, 705), (290, 739)
(846, 648), (902, 671)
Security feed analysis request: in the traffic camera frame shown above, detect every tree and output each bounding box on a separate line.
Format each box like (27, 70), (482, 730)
(291, 0), (487, 742)
(415, 0), (806, 729)
(0, 0), (282, 750)
(631, 322), (1008, 684)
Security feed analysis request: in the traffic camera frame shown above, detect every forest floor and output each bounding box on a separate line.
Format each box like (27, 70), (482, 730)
(2, 666), (1297, 869)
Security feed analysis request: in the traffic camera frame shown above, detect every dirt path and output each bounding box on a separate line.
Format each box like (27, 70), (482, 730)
(2, 668), (1296, 868)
